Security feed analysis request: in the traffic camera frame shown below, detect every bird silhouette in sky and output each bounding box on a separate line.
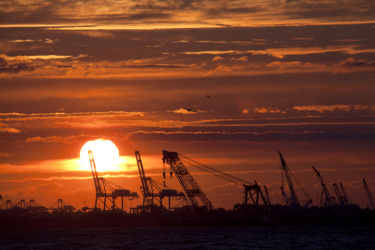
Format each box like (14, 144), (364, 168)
(206, 95), (211, 99)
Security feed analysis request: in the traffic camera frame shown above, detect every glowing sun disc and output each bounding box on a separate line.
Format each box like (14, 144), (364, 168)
(80, 139), (120, 172)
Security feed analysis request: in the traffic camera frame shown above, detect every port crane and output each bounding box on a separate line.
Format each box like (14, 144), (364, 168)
(88, 150), (138, 211)
(264, 185), (272, 207)
(0, 199), (46, 212)
(278, 151), (312, 207)
(0, 200), (14, 209)
(48, 199), (75, 212)
(135, 151), (184, 213)
(312, 166), (336, 207)
(28, 199), (47, 212)
(339, 182), (350, 204)
(162, 150), (213, 212)
(162, 150), (270, 212)
(363, 178), (374, 210)
(333, 183), (349, 205)
(243, 181), (270, 209)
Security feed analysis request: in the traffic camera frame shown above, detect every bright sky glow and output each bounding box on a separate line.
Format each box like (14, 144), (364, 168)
(80, 139), (121, 172)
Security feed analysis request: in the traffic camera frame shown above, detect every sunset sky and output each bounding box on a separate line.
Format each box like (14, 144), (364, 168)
(1, 0), (375, 211)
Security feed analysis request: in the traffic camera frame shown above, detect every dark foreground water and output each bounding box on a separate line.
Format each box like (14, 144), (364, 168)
(1, 225), (374, 249)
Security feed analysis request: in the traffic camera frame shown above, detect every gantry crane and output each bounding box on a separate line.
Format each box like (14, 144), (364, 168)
(48, 199), (76, 212)
(5, 200), (13, 209)
(278, 151), (312, 207)
(312, 166), (335, 207)
(363, 178), (374, 210)
(135, 151), (184, 213)
(88, 150), (137, 211)
(136, 151), (159, 207)
(28, 199), (46, 212)
(243, 181), (270, 209)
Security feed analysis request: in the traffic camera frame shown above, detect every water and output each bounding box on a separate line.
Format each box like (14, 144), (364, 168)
(1, 226), (374, 249)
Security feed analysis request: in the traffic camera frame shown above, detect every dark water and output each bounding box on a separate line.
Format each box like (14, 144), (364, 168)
(1, 226), (374, 249)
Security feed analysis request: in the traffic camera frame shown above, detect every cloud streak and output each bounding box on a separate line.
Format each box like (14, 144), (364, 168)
(1, 0), (374, 27)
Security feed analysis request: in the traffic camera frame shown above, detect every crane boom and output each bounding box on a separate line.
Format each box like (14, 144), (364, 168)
(162, 150), (213, 212)
(89, 150), (137, 211)
(135, 151), (165, 209)
(333, 183), (346, 205)
(135, 151), (151, 205)
(312, 166), (335, 207)
(363, 178), (375, 210)
(264, 185), (272, 207)
(278, 151), (300, 207)
(89, 150), (102, 195)
(339, 182), (350, 205)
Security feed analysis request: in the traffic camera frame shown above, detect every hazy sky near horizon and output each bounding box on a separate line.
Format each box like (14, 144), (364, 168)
(1, 0), (375, 210)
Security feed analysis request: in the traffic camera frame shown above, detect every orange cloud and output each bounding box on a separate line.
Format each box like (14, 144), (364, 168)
(336, 58), (375, 73)
(0, 151), (12, 157)
(254, 107), (284, 114)
(293, 105), (375, 113)
(25, 135), (89, 144)
(172, 108), (198, 115)
(230, 56), (248, 61)
(212, 56), (223, 61)
(0, 126), (21, 133)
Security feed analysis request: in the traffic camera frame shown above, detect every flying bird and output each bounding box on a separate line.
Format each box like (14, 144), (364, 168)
(205, 95), (211, 99)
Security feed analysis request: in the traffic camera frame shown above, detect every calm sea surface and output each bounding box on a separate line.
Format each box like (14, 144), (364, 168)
(1, 225), (374, 249)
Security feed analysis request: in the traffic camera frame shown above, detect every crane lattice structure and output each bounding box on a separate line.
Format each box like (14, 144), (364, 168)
(278, 151), (312, 207)
(162, 150), (213, 212)
(312, 166), (336, 207)
(264, 185), (272, 207)
(135, 151), (184, 213)
(28, 199), (47, 211)
(363, 178), (375, 210)
(339, 182), (350, 205)
(89, 150), (138, 211)
(48, 199), (76, 212)
(243, 181), (270, 209)
(0, 200), (14, 210)
(333, 183), (349, 205)
(162, 150), (270, 211)
(136, 151), (161, 208)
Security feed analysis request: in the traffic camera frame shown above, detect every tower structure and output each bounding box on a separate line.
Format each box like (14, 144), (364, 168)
(278, 151), (312, 207)
(135, 151), (184, 213)
(89, 150), (137, 211)
(162, 150), (213, 212)
(312, 166), (335, 207)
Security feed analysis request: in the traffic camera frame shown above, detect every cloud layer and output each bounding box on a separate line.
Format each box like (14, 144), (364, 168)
(1, 2), (375, 210)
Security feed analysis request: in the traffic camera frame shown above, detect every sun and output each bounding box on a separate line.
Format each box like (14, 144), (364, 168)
(80, 139), (121, 172)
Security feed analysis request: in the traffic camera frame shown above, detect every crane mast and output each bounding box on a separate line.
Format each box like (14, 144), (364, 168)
(136, 151), (156, 206)
(280, 186), (290, 205)
(162, 150), (213, 212)
(89, 150), (102, 196)
(88, 150), (137, 211)
(264, 185), (272, 207)
(312, 166), (335, 207)
(363, 178), (375, 210)
(339, 182), (350, 205)
(333, 183), (347, 205)
(278, 151), (300, 207)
